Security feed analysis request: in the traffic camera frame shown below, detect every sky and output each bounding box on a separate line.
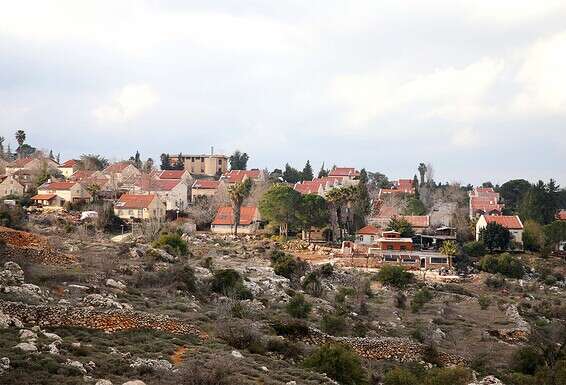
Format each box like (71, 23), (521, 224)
(1, 0), (565, 186)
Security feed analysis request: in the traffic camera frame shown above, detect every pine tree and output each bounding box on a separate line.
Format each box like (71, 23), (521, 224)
(160, 153), (172, 170)
(49, 150), (54, 160)
(56, 153), (60, 163)
(318, 163), (328, 178)
(302, 160), (314, 181)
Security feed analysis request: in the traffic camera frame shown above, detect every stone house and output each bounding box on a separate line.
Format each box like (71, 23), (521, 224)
(114, 194), (166, 221)
(59, 159), (80, 178)
(475, 215), (524, 246)
(0, 175), (25, 197)
(211, 206), (261, 234)
(191, 179), (221, 202)
(34, 181), (91, 206)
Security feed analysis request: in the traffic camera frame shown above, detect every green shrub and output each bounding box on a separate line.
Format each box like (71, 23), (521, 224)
(478, 294), (492, 310)
(303, 344), (367, 385)
(152, 233), (188, 256)
(272, 252), (307, 280)
(319, 263), (334, 277)
(479, 253), (525, 278)
(511, 346), (544, 375)
(383, 367), (418, 385)
(423, 367), (472, 385)
(215, 319), (263, 350)
(270, 318), (310, 338)
(286, 293), (312, 319)
(265, 337), (303, 359)
(375, 265), (413, 289)
(463, 241), (487, 258)
(410, 288), (433, 313)
(321, 313), (347, 336)
(302, 272), (323, 296)
(210, 269), (252, 299)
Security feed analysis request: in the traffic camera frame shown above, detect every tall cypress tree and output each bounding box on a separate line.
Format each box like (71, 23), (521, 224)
(302, 160), (314, 181)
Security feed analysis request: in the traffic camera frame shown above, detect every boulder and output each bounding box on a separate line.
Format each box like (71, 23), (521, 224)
(19, 329), (38, 341)
(106, 279), (127, 290)
(95, 380), (113, 385)
(0, 357), (10, 375)
(65, 359), (87, 374)
(0, 310), (23, 329)
(83, 294), (132, 310)
(15, 342), (37, 352)
(467, 376), (505, 385)
(122, 381), (146, 385)
(148, 248), (178, 263)
(0, 262), (24, 286)
(130, 357), (172, 371)
(231, 350), (243, 359)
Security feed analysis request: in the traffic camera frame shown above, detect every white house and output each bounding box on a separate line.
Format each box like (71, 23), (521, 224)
(133, 178), (189, 211)
(476, 215), (524, 246)
(356, 225), (381, 245)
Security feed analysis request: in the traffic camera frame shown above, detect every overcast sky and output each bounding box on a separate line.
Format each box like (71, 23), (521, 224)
(1, 1), (565, 185)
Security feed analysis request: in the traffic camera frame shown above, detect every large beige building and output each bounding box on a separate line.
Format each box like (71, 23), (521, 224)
(169, 153), (228, 177)
(33, 181), (92, 206)
(0, 175), (25, 197)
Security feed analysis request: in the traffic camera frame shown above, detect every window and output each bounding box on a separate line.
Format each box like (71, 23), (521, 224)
(128, 210), (133, 216)
(430, 257), (448, 264)
(387, 245), (394, 250)
(384, 255), (397, 262)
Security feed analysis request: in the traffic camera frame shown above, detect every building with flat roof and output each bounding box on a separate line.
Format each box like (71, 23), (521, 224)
(169, 151), (228, 177)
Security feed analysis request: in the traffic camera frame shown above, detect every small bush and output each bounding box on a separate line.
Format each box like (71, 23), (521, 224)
(383, 367), (418, 385)
(319, 263), (334, 277)
(177, 358), (234, 385)
(320, 313), (347, 336)
(410, 288), (433, 313)
(271, 318), (310, 338)
(375, 265), (413, 289)
(511, 346), (544, 375)
(152, 233), (188, 256)
(302, 272), (323, 297)
(265, 337), (303, 359)
(423, 367), (472, 385)
(216, 319), (263, 350)
(272, 252), (307, 280)
(478, 294), (492, 310)
(463, 241), (487, 258)
(286, 293), (312, 319)
(210, 269), (252, 299)
(479, 253), (525, 279)
(485, 273), (506, 289)
(394, 291), (407, 309)
(303, 344), (367, 385)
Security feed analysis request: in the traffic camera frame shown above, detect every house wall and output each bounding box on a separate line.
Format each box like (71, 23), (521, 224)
(379, 240), (414, 251)
(191, 187), (217, 202)
(476, 216), (523, 245)
(356, 234), (378, 245)
(0, 177), (24, 197)
(158, 182), (188, 211)
(114, 199), (166, 220)
(211, 223), (258, 234)
(59, 167), (76, 178)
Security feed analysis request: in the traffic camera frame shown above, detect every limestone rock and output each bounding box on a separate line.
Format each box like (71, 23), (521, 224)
(0, 262), (24, 286)
(19, 329), (37, 341)
(0, 310), (23, 329)
(65, 359), (87, 374)
(122, 381), (146, 385)
(15, 342), (37, 352)
(0, 357), (10, 375)
(467, 376), (505, 385)
(130, 357), (172, 371)
(231, 350), (243, 359)
(95, 380), (113, 385)
(106, 279), (127, 290)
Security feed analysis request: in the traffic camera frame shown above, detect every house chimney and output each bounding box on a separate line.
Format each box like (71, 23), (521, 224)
(211, 146), (214, 155)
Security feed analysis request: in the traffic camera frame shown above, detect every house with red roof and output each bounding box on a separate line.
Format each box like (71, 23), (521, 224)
(476, 215), (524, 246)
(329, 167), (360, 180)
(103, 162), (141, 183)
(469, 187), (504, 219)
(191, 179), (223, 202)
(211, 206), (261, 234)
(59, 159), (80, 178)
(356, 225), (381, 245)
(33, 181), (91, 207)
(378, 179), (415, 197)
(221, 169), (266, 185)
(399, 215), (430, 234)
(157, 169), (193, 186)
(133, 177), (189, 211)
(114, 193), (166, 221)
(293, 176), (343, 197)
(5, 157), (59, 175)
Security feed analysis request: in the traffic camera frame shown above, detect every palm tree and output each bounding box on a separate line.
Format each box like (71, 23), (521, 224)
(15, 130), (26, 158)
(228, 178), (253, 236)
(0, 136), (4, 158)
(326, 186), (357, 242)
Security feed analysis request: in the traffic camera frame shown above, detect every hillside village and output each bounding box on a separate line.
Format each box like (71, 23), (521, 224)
(0, 130), (566, 385)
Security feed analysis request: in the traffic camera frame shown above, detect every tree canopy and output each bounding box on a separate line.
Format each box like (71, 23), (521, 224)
(259, 184), (302, 237)
(302, 160), (314, 181)
(519, 180), (560, 225)
(229, 150), (249, 170)
(479, 222), (511, 251)
(386, 217), (415, 238)
(297, 194), (329, 241)
(283, 163), (302, 183)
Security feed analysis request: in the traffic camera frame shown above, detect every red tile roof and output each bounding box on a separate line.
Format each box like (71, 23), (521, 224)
(115, 194), (157, 209)
(470, 196), (503, 213)
(483, 215), (523, 230)
(104, 162), (132, 173)
(396, 179), (414, 193)
(42, 182), (76, 190)
(136, 178), (181, 191)
(357, 225), (380, 235)
(223, 169), (262, 183)
(61, 159), (79, 168)
(31, 194), (57, 201)
(69, 170), (95, 181)
(399, 215), (430, 228)
(556, 210), (566, 221)
(192, 179), (220, 189)
(329, 167), (360, 178)
(212, 206), (258, 226)
(294, 181), (324, 195)
(158, 170), (187, 179)
(8, 157), (34, 168)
